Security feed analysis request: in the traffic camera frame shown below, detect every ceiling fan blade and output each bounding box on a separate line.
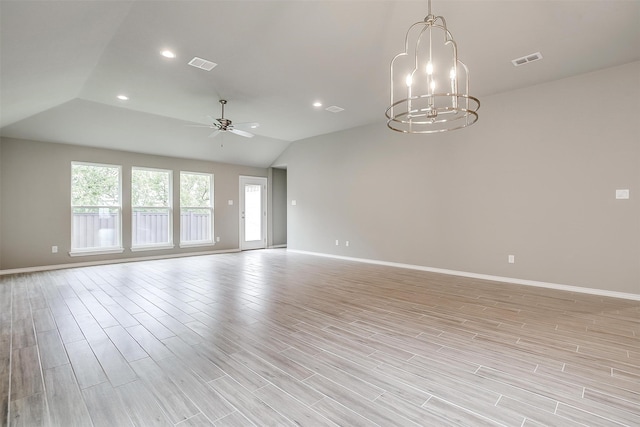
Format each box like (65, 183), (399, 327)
(208, 129), (221, 138)
(185, 124), (214, 128)
(228, 128), (254, 138)
(233, 122), (260, 130)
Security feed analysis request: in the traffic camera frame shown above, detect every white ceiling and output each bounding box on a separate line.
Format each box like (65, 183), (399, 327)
(1, 0), (639, 168)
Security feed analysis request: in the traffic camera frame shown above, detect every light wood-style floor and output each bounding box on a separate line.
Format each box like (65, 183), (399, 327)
(1, 250), (638, 426)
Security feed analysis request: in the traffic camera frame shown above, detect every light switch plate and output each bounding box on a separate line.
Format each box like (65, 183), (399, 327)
(291, 200), (297, 206)
(615, 189), (630, 200)
(228, 200), (234, 205)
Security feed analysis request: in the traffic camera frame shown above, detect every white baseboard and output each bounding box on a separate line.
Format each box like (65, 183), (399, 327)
(269, 244), (287, 249)
(5, 248), (637, 301)
(287, 249), (640, 302)
(0, 248), (241, 276)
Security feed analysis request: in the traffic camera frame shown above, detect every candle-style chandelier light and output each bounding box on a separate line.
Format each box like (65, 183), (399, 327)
(386, 0), (479, 133)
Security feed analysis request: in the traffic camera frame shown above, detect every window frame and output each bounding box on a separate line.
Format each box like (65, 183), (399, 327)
(131, 166), (174, 251)
(179, 171), (214, 248)
(70, 161), (124, 256)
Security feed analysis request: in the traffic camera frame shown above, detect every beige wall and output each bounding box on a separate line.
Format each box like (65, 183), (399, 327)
(0, 138), (267, 269)
(275, 62), (640, 295)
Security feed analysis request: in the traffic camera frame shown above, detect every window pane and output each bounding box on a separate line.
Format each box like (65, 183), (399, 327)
(180, 208), (212, 243)
(132, 208), (170, 246)
(71, 162), (122, 252)
(72, 164), (119, 206)
(132, 169), (170, 207)
(244, 184), (262, 241)
(180, 173), (211, 208)
(72, 207), (120, 249)
(132, 168), (172, 248)
(180, 172), (213, 245)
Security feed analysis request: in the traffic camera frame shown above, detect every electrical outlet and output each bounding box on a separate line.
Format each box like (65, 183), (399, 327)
(52, 246), (58, 254)
(346, 241), (350, 247)
(335, 240), (339, 246)
(216, 237), (220, 242)
(508, 254), (515, 264)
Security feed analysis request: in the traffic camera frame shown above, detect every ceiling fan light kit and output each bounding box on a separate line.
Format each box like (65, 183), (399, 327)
(386, 0), (479, 134)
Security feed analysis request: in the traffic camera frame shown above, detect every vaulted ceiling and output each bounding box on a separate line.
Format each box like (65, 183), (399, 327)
(1, 1), (639, 167)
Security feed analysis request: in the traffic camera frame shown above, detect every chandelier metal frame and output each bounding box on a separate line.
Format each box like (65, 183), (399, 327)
(386, 0), (479, 134)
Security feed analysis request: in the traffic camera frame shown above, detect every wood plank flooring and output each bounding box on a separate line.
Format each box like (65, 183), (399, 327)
(1, 249), (638, 426)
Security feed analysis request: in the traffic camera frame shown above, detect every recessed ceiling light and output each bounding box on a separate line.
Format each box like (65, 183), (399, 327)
(313, 101), (322, 107)
(116, 94), (129, 101)
(161, 50), (176, 59)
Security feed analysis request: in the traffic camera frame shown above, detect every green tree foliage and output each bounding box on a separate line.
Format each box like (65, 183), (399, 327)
(72, 164), (120, 206)
(132, 169), (171, 207)
(180, 173), (211, 207)
(72, 165), (212, 210)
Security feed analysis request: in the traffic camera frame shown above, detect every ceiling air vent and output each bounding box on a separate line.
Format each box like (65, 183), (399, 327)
(188, 57), (217, 71)
(325, 105), (344, 113)
(511, 52), (543, 67)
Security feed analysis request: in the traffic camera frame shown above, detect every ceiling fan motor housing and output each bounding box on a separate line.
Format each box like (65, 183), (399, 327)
(218, 118), (232, 130)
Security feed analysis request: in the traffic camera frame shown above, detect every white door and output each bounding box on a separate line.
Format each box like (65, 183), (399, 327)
(240, 176), (267, 250)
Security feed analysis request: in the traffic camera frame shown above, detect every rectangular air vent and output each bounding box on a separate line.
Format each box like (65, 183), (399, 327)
(511, 51), (543, 67)
(325, 105), (344, 113)
(188, 57), (217, 71)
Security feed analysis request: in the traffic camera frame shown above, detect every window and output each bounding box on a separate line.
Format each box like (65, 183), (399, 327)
(71, 162), (123, 255)
(132, 167), (173, 250)
(180, 172), (214, 246)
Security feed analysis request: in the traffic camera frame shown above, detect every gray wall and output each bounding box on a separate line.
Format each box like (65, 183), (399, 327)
(275, 62), (640, 295)
(0, 138), (267, 269)
(272, 168), (287, 246)
(0, 139), (2, 268)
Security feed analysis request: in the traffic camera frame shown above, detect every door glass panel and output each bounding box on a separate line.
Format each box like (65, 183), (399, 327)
(244, 184), (262, 242)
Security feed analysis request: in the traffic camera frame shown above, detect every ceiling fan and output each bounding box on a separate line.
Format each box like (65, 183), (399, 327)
(195, 100), (259, 138)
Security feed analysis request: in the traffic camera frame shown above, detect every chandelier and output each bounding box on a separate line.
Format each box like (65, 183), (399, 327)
(386, 0), (479, 133)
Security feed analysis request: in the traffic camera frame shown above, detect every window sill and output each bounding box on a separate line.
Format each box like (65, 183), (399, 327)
(130, 244), (175, 252)
(179, 241), (215, 249)
(69, 248), (125, 257)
